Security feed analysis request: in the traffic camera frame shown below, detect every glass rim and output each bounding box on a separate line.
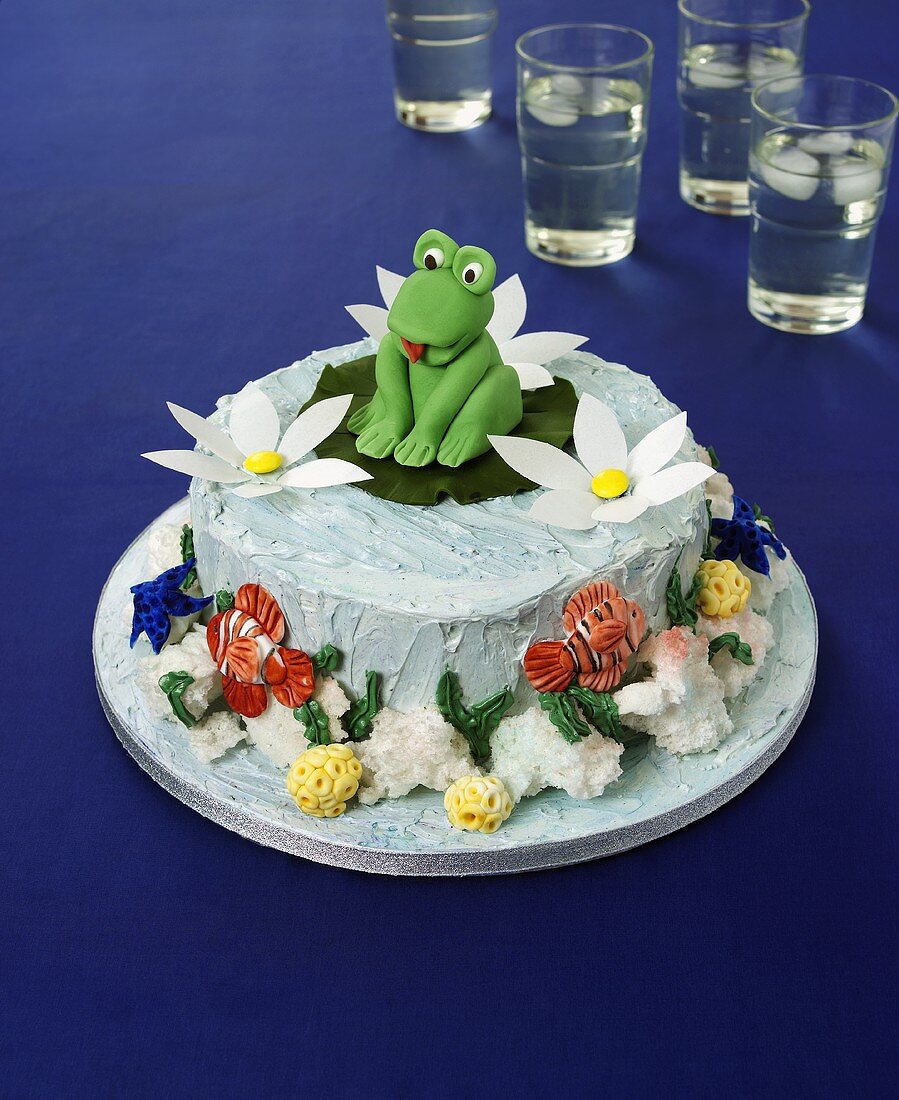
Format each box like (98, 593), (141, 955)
(515, 23), (654, 74)
(751, 73), (899, 131)
(677, 0), (810, 30)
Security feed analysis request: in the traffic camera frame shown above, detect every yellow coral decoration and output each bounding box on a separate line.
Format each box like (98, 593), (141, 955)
(696, 559), (751, 618)
(444, 775), (513, 834)
(286, 742), (363, 818)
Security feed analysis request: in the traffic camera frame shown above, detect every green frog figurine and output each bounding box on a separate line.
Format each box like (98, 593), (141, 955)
(347, 229), (523, 468)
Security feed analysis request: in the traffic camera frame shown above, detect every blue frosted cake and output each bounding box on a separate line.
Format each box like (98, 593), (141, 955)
(130, 230), (793, 831)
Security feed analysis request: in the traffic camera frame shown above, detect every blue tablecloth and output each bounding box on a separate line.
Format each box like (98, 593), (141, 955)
(3, 2), (896, 1094)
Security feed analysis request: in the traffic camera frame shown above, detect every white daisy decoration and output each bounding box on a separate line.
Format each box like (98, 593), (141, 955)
(489, 393), (714, 531)
(143, 383), (372, 498)
(346, 266), (587, 390)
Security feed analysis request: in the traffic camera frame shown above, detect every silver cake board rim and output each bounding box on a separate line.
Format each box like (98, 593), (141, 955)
(94, 499), (818, 877)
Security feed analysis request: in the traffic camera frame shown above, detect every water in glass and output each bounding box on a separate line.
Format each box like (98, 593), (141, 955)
(520, 73), (646, 265)
(388, 2), (495, 131)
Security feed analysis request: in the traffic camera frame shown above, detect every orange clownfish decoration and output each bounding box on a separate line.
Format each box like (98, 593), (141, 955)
(207, 583), (314, 719)
(524, 581), (646, 695)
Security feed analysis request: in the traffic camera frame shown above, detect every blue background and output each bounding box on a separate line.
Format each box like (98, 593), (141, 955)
(3, 1), (896, 1095)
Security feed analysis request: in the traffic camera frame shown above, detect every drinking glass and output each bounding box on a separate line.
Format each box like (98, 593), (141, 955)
(748, 74), (897, 334)
(516, 24), (654, 266)
(386, 0), (497, 132)
(678, 0), (810, 216)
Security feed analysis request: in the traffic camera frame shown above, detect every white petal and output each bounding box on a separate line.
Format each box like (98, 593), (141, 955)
(142, 450), (250, 485)
(279, 394), (353, 466)
(498, 331), (587, 366)
(626, 412), (688, 482)
(528, 489), (598, 531)
(488, 435), (591, 492)
(376, 267), (405, 308)
(228, 383), (281, 456)
(231, 482), (283, 498)
(278, 458), (373, 489)
(573, 394), (627, 476)
(487, 274), (527, 345)
(345, 304), (390, 341)
(510, 363), (554, 390)
(637, 462), (714, 504)
(166, 402), (245, 466)
(591, 494), (650, 524)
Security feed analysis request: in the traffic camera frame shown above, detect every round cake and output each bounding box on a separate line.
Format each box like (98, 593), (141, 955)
(190, 337), (708, 712)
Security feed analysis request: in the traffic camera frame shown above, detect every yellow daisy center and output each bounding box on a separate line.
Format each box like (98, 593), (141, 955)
(591, 468), (629, 499)
(243, 450), (283, 474)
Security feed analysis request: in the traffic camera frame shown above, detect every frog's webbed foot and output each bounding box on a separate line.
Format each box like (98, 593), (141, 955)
(437, 428), (489, 468)
(394, 432), (438, 467)
(356, 421), (405, 460)
(347, 400), (377, 435)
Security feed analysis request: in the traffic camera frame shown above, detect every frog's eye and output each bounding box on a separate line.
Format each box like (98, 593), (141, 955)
(461, 261), (483, 285)
(452, 246), (495, 295)
(413, 229), (458, 270)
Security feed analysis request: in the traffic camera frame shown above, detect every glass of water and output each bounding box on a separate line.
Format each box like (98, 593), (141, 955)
(748, 74), (897, 334)
(516, 23), (654, 266)
(678, 0), (809, 216)
(386, 0), (497, 132)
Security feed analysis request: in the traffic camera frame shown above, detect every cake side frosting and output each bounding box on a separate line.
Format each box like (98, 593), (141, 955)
(190, 339), (707, 712)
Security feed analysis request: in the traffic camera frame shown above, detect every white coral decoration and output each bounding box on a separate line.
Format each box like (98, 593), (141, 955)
(697, 607), (774, 699)
(354, 707), (477, 805)
(490, 710), (623, 803)
(138, 624), (222, 720)
(489, 393), (715, 530)
(244, 676), (351, 768)
(615, 627), (732, 755)
(143, 384), (371, 498)
(346, 266), (588, 391)
(749, 550), (791, 612)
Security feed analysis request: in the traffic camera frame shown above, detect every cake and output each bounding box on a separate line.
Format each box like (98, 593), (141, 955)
(129, 229), (793, 832)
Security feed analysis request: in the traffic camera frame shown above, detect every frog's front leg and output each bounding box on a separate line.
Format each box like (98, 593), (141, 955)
(354, 335), (414, 460)
(393, 337), (491, 467)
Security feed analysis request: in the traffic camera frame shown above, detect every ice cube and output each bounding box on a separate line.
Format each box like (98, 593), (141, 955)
(759, 146), (821, 201)
(747, 54), (795, 80)
(525, 91), (579, 127)
(798, 131), (854, 156)
(688, 60), (744, 89)
(830, 162), (883, 205)
(551, 73), (585, 97)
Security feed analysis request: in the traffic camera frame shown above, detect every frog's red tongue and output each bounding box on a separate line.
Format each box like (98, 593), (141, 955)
(400, 338), (426, 364)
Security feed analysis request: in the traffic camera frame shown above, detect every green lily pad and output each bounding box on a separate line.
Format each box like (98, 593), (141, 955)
(301, 355), (577, 506)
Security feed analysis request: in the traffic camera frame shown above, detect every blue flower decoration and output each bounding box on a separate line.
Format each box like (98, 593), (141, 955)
(710, 496), (786, 577)
(130, 558), (213, 655)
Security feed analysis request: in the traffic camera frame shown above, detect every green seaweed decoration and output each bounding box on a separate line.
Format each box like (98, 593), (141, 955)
(539, 692), (592, 744)
(666, 555), (704, 631)
(708, 633), (754, 666)
(215, 589), (235, 612)
(180, 525), (198, 589)
(706, 445), (720, 470)
(312, 644), (340, 674)
(752, 502), (776, 534)
(701, 500), (715, 560)
(565, 686), (624, 740)
(436, 668), (513, 764)
(158, 670), (197, 728)
(345, 671), (381, 741)
(294, 700), (331, 746)
(540, 686), (625, 744)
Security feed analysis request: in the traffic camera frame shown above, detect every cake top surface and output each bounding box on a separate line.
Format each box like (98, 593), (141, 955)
(192, 339), (706, 617)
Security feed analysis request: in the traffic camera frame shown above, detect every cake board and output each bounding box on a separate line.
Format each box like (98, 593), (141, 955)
(94, 499), (818, 876)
